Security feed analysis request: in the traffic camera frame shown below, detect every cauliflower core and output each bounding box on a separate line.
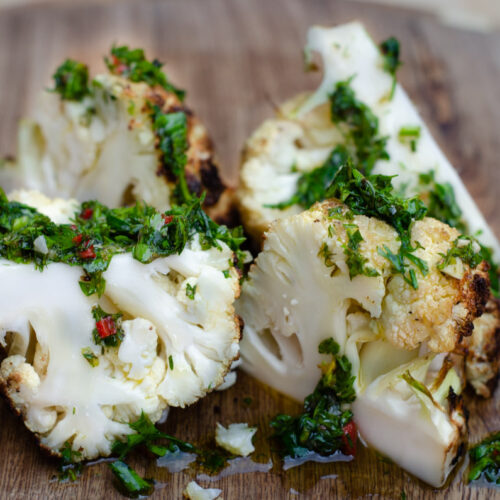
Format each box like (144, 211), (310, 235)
(0, 191), (241, 460)
(238, 200), (488, 485)
(3, 73), (233, 224)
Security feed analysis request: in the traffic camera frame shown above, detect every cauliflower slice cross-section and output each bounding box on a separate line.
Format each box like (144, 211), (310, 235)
(0, 190), (241, 460)
(2, 54), (234, 224)
(238, 199), (488, 485)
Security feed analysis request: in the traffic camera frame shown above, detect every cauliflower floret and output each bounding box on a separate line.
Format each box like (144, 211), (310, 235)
(215, 423), (257, 457)
(462, 298), (500, 397)
(8, 189), (79, 224)
(238, 200), (489, 402)
(2, 59), (233, 224)
(183, 481), (222, 500)
(0, 191), (241, 460)
(380, 218), (489, 353)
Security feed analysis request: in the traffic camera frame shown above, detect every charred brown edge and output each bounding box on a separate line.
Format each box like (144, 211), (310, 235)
(465, 297), (500, 397)
(146, 86), (235, 224)
(447, 386), (468, 468)
(0, 370), (62, 460)
(455, 263), (490, 344)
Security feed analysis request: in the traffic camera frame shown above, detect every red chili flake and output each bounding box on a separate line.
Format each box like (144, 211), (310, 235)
(340, 421), (357, 456)
(79, 246), (96, 259)
(72, 234), (83, 245)
(162, 215), (174, 225)
(80, 208), (93, 220)
(96, 316), (117, 339)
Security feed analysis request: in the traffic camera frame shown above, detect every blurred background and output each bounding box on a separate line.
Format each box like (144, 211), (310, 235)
(0, 0), (498, 197)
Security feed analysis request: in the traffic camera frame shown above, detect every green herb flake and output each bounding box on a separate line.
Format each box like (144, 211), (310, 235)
(266, 145), (349, 210)
(151, 106), (190, 204)
(168, 355), (174, 371)
(380, 37), (401, 100)
(58, 441), (83, 482)
(222, 269), (231, 278)
(326, 165), (428, 289)
(81, 347), (99, 367)
(343, 223), (379, 279)
(418, 170), (466, 233)
(111, 411), (197, 461)
(105, 46), (185, 100)
(108, 460), (154, 497)
(270, 338), (356, 459)
(0, 190), (246, 297)
(398, 125), (421, 152)
(243, 397), (253, 406)
(186, 283), (197, 300)
(329, 80), (389, 175)
(467, 432), (500, 484)
(51, 59), (90, 101)
(437, 235), (483, 271)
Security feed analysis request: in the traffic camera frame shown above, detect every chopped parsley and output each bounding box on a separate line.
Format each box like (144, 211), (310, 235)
(270, 338), (356, 459)
(326, 165), (428, 289)
(270, 81), (388, 212)
(151, 106), (190, 204)
(185, 283), (197, 300)
(468, 432), (500, 485)
(418, 170), (466, 232)
(109, 412), (232, 493)
(0, 190), (245, 298)
(342, 223), (379, 279)
(418, 171), (499, 294)
(105, 45), (185, 101)
(51, 59), (90, 101)
(329, 80), (389, 175)
(267, 146), (349, 210)
(58, 441), (83, 481)
(109, 460), (154, 497)
(380, 37), (401, 100)
(168, 355), (174, 370)
(318, 242), (336, 271)
(81, 347), (99, 367)
(398, 125), (421, 152)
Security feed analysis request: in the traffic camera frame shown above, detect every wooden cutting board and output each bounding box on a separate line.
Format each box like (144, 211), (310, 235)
(0, 0), (499, 498)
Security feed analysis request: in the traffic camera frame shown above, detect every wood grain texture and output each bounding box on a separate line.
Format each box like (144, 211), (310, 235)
(0, 0), (499, 498)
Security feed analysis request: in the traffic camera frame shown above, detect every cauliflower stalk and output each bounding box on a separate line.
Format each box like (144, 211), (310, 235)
(0, 190), (241, 460)
(1, 47), (233, 223)
(238, 197), (488, 486)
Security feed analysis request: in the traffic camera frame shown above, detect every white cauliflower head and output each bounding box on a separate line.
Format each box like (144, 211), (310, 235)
(239, 200), (489, 401)
(0, 190), (241, 460)
(238, 199), (488, 485)
(2, 51), (234, 224)
(236, 22), (500, 262)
